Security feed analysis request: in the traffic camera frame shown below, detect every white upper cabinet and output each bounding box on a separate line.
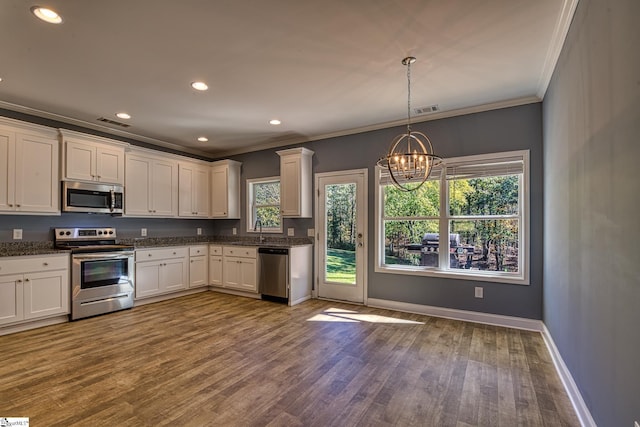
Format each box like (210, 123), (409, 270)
(277, 147), (314, 217)
(178, 162), (210, 218)
(210, 159), (241, 218)
(0, 118), (59, 214)
(60, 130), (126, 185)
(125, 151), (178, 217)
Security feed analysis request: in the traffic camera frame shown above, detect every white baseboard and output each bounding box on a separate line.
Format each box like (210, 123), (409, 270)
(290, 295), (311, 306)
(134, 287), (208, 306)
(541, 324), (596, 427)
(366, 298), (544, 331)
(0, 314), (68, 336)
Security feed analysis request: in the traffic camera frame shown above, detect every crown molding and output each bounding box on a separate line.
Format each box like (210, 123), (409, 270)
(536, 0), (580, 98)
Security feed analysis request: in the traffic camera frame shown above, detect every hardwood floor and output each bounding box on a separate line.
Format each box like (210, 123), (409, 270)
(0, 292), (579, 426)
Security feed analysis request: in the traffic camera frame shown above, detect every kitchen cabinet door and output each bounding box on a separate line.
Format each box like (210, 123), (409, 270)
(151, 159), (178, 217)
(209, 255), (223, 286)
(179, 163), (209, 217)
(65, 138), (125, 184)
(15, 133), (59, 213)
(125, 153), (178, 217)
(277, 148), (313, 217)
(135, 261), (162, 298)
(223, 257), (257, 292)
(210, 160), (241, 218)
(0, 129), (15, 212)
(0, 274), (24, 326)
(189, 256), (208, 288)
(95, 145), (125, 184)
(163, 257), (188, 292)
(238, 258), (258, 293)
(23, 269), (69, 320)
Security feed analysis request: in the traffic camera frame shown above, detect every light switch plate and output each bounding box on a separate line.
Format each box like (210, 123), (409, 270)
(13, 229), (23, 240)
(475, 287), (484, 298)
(141, 228), (147, 237)
(307, 228), (315, 237)
(232, 228), (237, 235)
(288, 228), (295, 236)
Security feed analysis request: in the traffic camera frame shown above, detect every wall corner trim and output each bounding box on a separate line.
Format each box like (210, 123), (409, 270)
(366, 298), (544, 331)
(541, 324), (597, 427)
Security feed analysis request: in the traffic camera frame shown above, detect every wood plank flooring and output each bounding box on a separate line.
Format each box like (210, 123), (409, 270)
(0, 292), (579, 426)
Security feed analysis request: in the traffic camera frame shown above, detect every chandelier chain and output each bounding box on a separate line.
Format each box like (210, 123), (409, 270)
(406, 59), (412, 132)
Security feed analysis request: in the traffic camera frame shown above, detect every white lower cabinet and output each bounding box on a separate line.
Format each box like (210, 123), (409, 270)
(0, 254), (69, 326)
(209, 245), (258, 293)
(209, 245), (223, 287)
(135, 247), (188, 299)
(189, 245), (208, 288)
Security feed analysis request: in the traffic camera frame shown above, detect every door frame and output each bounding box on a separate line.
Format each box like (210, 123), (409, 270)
(314, 168), (368, 305)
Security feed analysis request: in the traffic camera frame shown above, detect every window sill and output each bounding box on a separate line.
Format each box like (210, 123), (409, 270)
(375, 264), (529, 285)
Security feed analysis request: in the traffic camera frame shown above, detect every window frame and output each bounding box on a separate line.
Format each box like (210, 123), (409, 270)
(375, 150), (530, 285)
(246, 176), (283, 234)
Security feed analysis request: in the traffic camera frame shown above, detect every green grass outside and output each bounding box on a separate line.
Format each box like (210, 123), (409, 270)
(326, 248), (356, 284)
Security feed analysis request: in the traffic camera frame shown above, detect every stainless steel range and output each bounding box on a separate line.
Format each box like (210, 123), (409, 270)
(55, 227), (134, 320)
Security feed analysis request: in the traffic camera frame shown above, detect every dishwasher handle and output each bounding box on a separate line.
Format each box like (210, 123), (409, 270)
(258, 247), (289, 255)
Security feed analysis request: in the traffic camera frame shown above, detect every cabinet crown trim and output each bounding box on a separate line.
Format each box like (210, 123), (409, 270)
(59, 128), (130, 148)
(276, 147), (314, 157)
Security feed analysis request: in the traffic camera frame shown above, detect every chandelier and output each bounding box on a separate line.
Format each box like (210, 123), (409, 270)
(377, 57), (441, 192)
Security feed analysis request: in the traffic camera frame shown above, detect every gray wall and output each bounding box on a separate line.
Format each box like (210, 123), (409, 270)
(227, 103), (544, 319)
(542, 0), (640, 425)
(0, 213), (216, 242)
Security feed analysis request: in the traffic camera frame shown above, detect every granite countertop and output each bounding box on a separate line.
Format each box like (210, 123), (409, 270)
(0, 236), (313, 257)
(0, 242), (70, 257)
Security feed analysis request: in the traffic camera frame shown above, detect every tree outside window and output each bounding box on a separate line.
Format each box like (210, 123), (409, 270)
(247, 177), (281, 232)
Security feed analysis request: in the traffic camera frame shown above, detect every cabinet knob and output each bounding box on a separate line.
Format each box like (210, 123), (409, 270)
(8, 204), (13, 207)
(173, 251), (176, 255)
(43, 262), (49, 266)
(25, 278), (30, 282)
(16, 204), (20, 208)
(17, 279), (22, 283)
(148, 254), (152, 257)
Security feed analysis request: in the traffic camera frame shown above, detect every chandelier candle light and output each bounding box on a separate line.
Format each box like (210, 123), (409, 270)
(377, 57), (441, 192)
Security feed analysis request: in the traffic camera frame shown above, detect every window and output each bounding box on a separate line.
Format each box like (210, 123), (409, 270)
(375, 150), (529, 284)
(247, 177), (282, 233)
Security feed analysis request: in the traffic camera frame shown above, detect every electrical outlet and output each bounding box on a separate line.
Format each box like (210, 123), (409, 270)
(288, 228), (295, 236)
(232, 227), (237, 235)
(307, 228), (315, 237)
(13, 229), (23, 240)
(141, 228), (147, 237)
(197, 228), (202, 235)
(475, 287), (484, 298)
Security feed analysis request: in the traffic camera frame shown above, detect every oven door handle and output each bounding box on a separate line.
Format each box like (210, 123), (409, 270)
(73, 252), (134, 260)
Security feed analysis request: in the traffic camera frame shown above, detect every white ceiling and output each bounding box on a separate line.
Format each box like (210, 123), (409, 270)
(0, 0), (576, 158)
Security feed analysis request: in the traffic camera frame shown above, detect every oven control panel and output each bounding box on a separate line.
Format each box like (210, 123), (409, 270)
(55, 227), (117, 241)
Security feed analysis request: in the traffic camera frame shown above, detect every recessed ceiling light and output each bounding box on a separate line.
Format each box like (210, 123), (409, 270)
(269, 119), (281, 125)
(197, 137), (208, 142)
(191, 81), (208, 91)
(115, 112), (131, 120)
(30, 6), (63, 24)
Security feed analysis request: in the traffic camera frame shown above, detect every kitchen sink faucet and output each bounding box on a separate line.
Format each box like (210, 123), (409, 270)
(254, 219), (265, 243)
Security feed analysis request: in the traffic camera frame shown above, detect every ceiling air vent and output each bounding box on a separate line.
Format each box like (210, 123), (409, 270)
(414, 105), (439, 115)
(97, 117), (131, 128)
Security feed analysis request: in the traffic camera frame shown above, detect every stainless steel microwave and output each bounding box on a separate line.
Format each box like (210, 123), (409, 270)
(63, 181), (124, 214)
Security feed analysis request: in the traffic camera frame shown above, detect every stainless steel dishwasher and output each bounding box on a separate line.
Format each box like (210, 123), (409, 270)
(258, 247), (288, 302)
